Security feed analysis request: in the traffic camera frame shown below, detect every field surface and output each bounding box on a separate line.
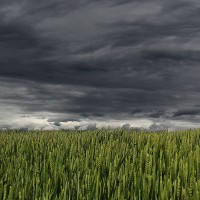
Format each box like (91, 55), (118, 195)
(0, 129), (200, 200)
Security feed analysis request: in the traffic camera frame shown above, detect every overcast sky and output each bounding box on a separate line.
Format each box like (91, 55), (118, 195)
(1, 0), (200, 130)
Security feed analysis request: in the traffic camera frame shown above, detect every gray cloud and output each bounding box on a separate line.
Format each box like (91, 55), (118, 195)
(173, 109), (200, 117)
(149, 123), (169, 131)
(1, 0), (200, 129)
(53, 121), (61, 126)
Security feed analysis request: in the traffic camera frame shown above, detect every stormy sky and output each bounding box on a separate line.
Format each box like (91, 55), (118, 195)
(1, 0), (200, 130)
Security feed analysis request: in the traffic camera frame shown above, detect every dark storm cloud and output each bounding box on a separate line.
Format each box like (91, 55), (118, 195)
(53, 121), (61, 126)
(148, 111), (166, 119)
(130, 109), (142, 114)
(0, 80), (180, 124)
(48, 117), (80, 123)
(173, 109), (200, 117)
(1, 0), (200, 129)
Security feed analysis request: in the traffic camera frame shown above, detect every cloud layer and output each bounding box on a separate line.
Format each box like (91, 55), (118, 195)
(1, 0), (200, 130)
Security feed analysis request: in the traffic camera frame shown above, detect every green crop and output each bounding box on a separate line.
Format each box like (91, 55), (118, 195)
(0, 129), (199, 199)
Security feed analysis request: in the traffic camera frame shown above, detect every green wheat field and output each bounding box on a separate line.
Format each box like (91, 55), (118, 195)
(0, 129), (200, 200)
